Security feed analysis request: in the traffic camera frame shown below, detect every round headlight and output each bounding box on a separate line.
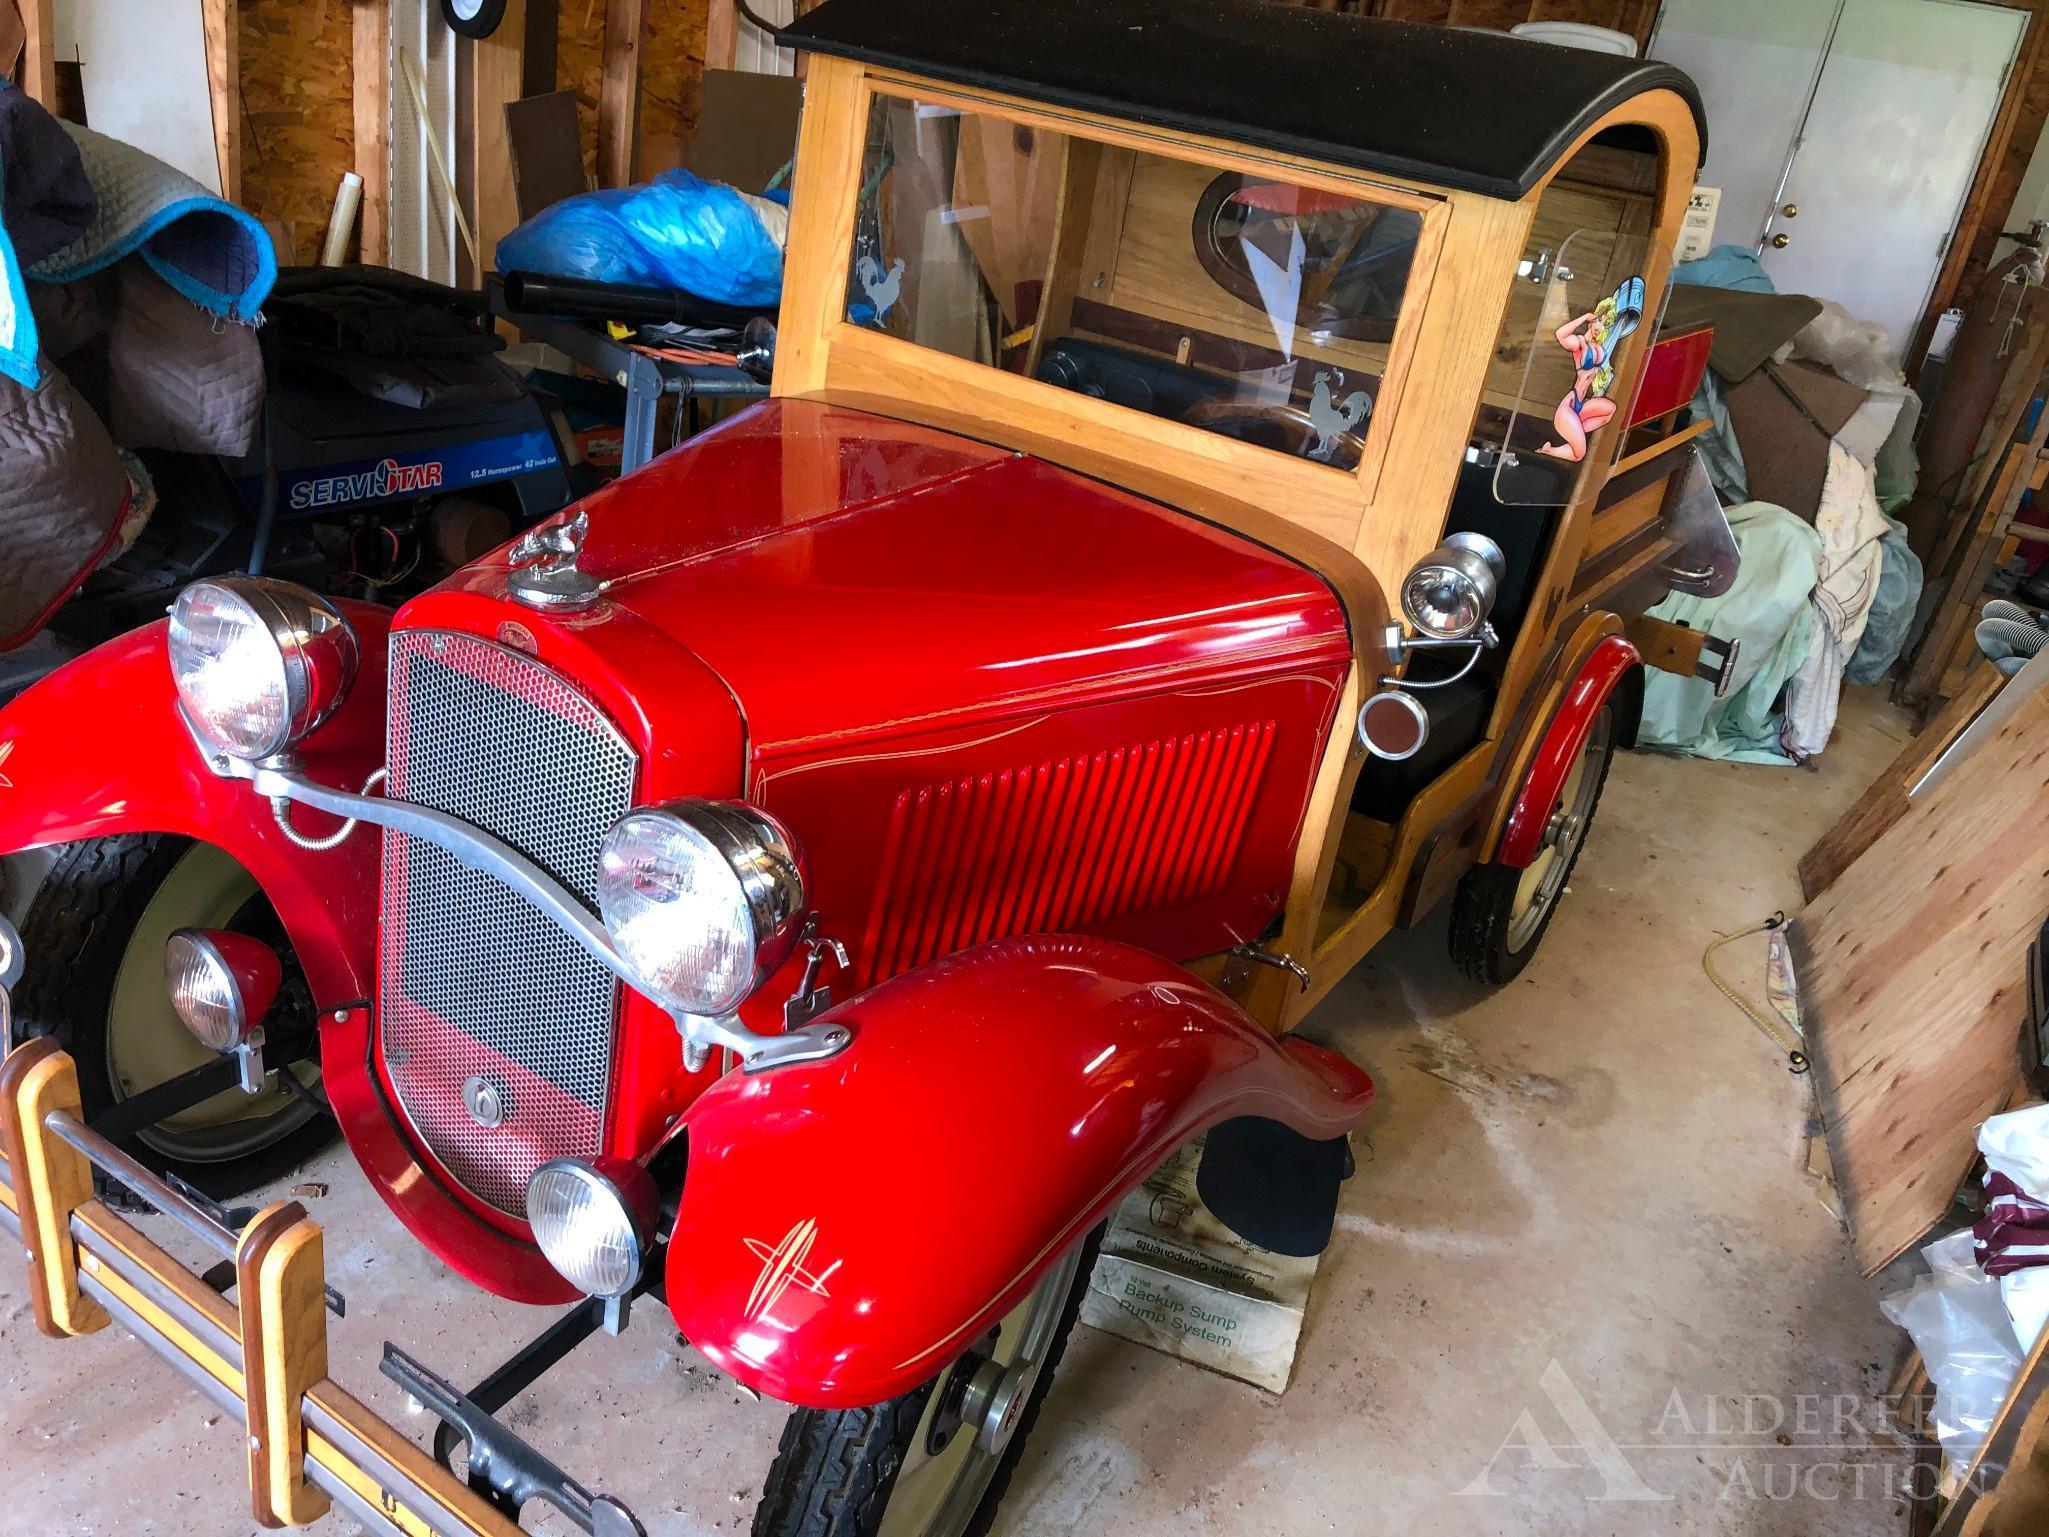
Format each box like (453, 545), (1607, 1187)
(527, 1157), (658, 1297)
(1400, 532), (1506, 640)
(169, 578), (359, 760)
(596, 801), (806, 1017)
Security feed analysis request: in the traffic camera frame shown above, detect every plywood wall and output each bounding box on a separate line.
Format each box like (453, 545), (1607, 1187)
(234, 0), (710, 270)
(558, 0), (710, 184)
(1364, 0), (1658, 39)
(238, 0), (356, 265)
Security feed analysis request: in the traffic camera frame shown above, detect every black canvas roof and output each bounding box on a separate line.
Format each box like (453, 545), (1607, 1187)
(779, 0), (1705, 201)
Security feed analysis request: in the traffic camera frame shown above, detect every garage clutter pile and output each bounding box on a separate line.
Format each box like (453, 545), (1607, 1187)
(1637, 244), (1924, 764)
(1884, 1104), (2049, 1480)
(0, 86), (271, 649)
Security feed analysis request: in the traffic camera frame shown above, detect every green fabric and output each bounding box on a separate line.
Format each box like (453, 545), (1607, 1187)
(1638, 503), (1822, 765)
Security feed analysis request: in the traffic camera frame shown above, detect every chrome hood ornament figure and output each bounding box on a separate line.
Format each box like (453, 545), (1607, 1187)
(508, 510), (602, 611)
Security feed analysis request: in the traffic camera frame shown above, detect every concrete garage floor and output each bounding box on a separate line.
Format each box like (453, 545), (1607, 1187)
(0, 686), (1918, 1536)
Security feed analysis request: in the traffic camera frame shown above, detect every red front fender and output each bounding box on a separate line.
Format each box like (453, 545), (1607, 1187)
(1496, 634), (1639, 869)
(665, 935), (1373, 1409)
(0, 615), (389, 1003)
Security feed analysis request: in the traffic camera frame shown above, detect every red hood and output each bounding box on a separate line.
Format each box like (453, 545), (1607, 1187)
(454, 400), (1350, 763)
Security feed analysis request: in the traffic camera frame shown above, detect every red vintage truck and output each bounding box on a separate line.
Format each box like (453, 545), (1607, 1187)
(0, 2), (1725, 1532)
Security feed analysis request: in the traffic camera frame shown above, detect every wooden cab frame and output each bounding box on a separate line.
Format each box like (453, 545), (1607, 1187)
(770, 42), (1704, 1031)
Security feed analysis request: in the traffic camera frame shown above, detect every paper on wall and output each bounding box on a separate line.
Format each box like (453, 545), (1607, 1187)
(1677, 186), (1721, 263)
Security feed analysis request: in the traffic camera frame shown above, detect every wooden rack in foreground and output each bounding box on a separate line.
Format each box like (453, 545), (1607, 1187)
(0, 1036), (529, 1537)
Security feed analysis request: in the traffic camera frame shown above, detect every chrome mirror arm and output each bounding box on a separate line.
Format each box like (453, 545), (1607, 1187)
(1381, 619), (1498, 675)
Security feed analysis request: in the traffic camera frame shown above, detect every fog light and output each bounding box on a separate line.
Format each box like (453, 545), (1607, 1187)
(165, 929), (281, 1051)
(528, 1157), (659, 1300)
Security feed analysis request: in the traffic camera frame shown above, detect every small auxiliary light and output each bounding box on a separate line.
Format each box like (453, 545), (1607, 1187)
(164, 929), (281, 1095)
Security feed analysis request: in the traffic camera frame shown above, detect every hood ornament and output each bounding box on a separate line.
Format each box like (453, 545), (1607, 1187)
(507, 510), (602, 611)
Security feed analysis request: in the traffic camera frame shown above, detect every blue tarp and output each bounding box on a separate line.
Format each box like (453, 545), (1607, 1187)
(496, 171), (786, 308)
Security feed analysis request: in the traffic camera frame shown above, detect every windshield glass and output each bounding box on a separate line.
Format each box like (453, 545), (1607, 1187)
(845, 93), (1425, 474)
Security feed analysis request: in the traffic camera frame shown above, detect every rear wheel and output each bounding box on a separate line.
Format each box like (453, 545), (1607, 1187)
(1448, 705), (1615, 985)
(12, 834), (332, 1197)
(752, 1226), (1102, 1537)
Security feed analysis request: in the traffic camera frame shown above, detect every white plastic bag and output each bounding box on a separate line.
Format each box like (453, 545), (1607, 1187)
(1880, 1230), (2025, 1472)
(1977, 1102), (2049, 1350)
(1791, 299), (1899, 390)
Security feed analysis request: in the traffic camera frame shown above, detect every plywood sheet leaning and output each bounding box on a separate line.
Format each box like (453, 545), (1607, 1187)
(1797, 667), (2005, 903)
(1789, 682), (2049, 1275)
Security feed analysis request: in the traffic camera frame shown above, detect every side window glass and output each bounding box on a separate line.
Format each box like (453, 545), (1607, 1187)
(1493, 228), (1652, 505)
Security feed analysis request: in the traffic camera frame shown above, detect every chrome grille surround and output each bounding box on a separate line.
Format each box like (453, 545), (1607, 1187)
(378, 628), (638, 1217)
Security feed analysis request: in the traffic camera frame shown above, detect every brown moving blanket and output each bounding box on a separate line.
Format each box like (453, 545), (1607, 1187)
(0, 86), (268, 648)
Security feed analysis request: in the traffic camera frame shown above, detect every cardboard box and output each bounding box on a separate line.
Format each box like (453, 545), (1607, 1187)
(1080, 1142), (1321, 1393)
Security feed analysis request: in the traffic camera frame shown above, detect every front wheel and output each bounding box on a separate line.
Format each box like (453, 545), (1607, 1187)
(751, 1226), (1102, 1537)
(1448, 704), (1615, 985)
(11, 833), (333, 1197)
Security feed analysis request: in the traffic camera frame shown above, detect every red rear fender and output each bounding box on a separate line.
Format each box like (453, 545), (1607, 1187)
(664, 934), (1373, 1409)
(1495, 634), (1640, 870)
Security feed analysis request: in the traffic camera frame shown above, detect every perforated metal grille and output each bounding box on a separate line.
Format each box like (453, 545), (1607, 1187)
(378, 629), (638, 1216)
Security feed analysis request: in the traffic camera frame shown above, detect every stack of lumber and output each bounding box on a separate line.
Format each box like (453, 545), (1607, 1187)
(1895, 282), (2049, 725)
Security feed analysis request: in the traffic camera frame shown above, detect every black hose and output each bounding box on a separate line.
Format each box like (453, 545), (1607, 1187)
(735, 0), (783, 37)
(499, 270), (770, 330)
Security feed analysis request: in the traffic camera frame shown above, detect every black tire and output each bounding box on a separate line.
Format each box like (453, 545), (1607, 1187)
(1448, 705), (1616, 986)
(440, 0), (508, 38)
(752, 1226), (1103, 1537)
(12, 833), (333, 1198)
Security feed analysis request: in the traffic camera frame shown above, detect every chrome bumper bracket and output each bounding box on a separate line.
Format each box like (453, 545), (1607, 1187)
(383, 1343), (644, 1537)
(204, 747), (852, 1076)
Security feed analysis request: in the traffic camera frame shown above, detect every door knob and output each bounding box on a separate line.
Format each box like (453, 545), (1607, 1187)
(1771, 233), (1791, 249)
(1781, 202), (1799, 218)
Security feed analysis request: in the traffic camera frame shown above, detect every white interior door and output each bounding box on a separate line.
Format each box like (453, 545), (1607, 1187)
(1653, 0), (2025, 362)
(1761, 0), (2024, 357)
(1651, 0), (1844, 248)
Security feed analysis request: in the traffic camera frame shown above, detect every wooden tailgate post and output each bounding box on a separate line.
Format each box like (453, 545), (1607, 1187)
(0, 1038), (109, 1338)
(237, 1200), (332, 1527)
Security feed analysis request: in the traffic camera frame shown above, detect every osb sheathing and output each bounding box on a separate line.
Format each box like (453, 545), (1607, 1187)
(235, 0), (710, 269)
(559, 0), (712, 185)
(239, 0), (357, 266)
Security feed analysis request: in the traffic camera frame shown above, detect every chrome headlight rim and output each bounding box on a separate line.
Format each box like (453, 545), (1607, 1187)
(1399, 531), (1506, 641)
(169, 577), (360, 761)
(163, 927), (279, 1052)
(596, 799), (808, 1018)
(527, 1155), (659, 1299)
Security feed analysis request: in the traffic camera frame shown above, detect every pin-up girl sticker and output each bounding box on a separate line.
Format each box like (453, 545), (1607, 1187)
(1538, 275), (1645, 463)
